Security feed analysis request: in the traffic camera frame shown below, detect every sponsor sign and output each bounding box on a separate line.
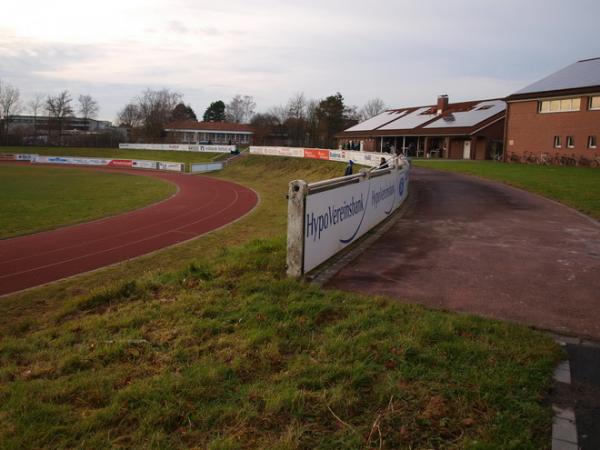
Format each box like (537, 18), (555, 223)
(16, 154), (38, 161)
(250, 146), (304, 157)
(119, 143), (234, 153)
(191, 162), (224, 173)
(132, 160), (158, 170)
(0, 154), (16, 160)
(303, 149), (330, 160)
(158, 161), (185, 172)
(107, 159), (133, 168)
(250, 146), (383, 167)
(303, 166), (409, 272)
(198, 145), (234, 153)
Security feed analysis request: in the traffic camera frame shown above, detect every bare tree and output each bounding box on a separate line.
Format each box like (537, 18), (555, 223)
(359, 98), (386, 121)
(136, 88), (182, 139)
(225, 94), (256, 123)
(286, 92), (306, 120)
(78, 94), (99, 120)
(27, 93), (45, 140)
(0, 81), (23, 142)
(46, 91), (73, 145)
(267, 105), (288, 124)
(117, 103), (142, 128)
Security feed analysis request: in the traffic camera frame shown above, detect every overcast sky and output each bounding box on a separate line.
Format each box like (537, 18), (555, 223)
(1, 0), (599, 122)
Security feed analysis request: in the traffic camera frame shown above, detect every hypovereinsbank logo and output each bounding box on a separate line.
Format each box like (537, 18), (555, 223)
(306, 194), (365, 242)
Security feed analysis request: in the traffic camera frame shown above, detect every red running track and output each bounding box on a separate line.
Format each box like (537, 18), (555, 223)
(0, 163), (258, 296)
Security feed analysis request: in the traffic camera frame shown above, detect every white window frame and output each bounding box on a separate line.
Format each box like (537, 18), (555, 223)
(539, 97), (581, 113)
(589, 96), (600, 110)
(553, 136), (561, 149)
(566, 136), (575, 148)
(588, 135), (597, 149)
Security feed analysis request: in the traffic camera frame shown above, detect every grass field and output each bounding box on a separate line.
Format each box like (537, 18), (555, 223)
(413, 160), (600, 220)
(0, 156), (562, 448)
(1, 146), (228, 171)
(0, 164), (176, 239)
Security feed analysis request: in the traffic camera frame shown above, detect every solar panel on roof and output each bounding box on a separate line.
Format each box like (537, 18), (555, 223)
(513, 58), (600, 95)
(424, 100), (505, 129)
(344, 110), (408, 132)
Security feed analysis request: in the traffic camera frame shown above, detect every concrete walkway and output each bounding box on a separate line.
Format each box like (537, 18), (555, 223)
(327, 167), (600, 340)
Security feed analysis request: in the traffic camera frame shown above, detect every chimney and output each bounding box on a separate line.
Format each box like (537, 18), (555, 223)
(437, 94), (449, 115)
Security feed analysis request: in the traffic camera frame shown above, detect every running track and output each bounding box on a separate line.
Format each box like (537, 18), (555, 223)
(0, 163), (258, 296)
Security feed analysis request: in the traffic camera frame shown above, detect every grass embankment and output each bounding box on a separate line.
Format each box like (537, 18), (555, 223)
(0, 156), (561, 448)
(413, 160), (600, 220)
(0, 165), (175, 239)
(1, 146), (227, 171)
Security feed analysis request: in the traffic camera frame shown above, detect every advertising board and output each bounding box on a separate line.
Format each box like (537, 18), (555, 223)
(190, 162), (224, 173)
(132, 160), (158, 170)
(302, 166), (409, 273)
(107, 159), (133, 168)
(303, 149), (331, 160)
(157, 161), (185, 172)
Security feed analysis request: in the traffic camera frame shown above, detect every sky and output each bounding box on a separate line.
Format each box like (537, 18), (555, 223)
(1, 0), (599, 122)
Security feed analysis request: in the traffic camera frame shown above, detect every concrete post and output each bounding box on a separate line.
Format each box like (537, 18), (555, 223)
(286, 180), (308, 277)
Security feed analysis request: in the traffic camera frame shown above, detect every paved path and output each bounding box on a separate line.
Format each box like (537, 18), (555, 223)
(0, 163), (258, 296)
(328, 167), (600, 340)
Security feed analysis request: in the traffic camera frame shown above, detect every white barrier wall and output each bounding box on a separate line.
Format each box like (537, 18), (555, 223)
(31, 155), (185, 172)
(249, 146), (386, 167)
(286, 163), (410, 276)
(0, 153), (38, 161)
(191, 162), (224, 173)
(119, 143), (234, 153)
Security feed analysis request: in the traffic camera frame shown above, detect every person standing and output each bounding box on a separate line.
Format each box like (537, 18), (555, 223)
(344, 160), (354, 176)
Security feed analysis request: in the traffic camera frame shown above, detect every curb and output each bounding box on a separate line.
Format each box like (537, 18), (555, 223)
(552, 335), (580, 450)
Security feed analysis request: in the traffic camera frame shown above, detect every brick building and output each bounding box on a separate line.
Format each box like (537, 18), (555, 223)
(165, 120), (253, 145)
(505, 58), (600, 161)
(336, 95), (505, 160)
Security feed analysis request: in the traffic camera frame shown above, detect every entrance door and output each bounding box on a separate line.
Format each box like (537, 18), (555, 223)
(463, 140), (471, 159)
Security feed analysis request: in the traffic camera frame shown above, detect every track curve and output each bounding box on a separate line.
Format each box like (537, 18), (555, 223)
(0, 163), (258, 296)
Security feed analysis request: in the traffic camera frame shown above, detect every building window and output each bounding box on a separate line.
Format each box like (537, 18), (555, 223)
(590, 96), (600, 110)
(567, 136), (575, 148)
(589, 136), (597, 149)
(539, 97), (581, 113)
(554, 136), (561, 148)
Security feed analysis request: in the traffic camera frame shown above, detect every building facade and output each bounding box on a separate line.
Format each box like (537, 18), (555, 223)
(505, 58), (600, 161)
(165, 120), (253, 145)
(336, 95), (505, 160)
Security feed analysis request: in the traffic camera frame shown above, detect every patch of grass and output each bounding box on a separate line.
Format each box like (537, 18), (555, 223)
(413, 160), (600, 220)
(0, 236), (561, 449)
(0, 164), (176, 238)
(0, 155), (562, 448)
(2, 146), (227, 171)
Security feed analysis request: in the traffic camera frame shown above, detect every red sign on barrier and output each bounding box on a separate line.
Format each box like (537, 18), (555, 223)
(0, 154), (17, 160)
(304, 149), (330, 160)
(108, 159), (133, 168)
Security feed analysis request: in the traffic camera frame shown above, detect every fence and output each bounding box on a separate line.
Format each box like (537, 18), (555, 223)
(286, 158), (410, 276)
(250, 146), (387, 167)
(119, 143), (235, 153)
(0, 153), (185, 172)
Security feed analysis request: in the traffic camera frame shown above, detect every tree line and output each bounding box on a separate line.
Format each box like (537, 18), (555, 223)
(1, 78), (387, 148)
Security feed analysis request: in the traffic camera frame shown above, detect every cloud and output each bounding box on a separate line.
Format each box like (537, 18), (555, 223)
(1, 0), (599, 120)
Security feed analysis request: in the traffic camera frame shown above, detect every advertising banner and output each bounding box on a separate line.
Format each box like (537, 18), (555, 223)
(249, 146), (304, 157)
(191, 162), (224, 173)
(119, 143), (234, 153)
(303, 166), (409, 272)
(132, 160), (158, 170)
(157, 161), (185, 172)
(107, 159), (133, 168)
(303, 149), (330, 160)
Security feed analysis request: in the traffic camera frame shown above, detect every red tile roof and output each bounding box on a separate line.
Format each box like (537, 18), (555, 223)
(165, 120), (253, 133)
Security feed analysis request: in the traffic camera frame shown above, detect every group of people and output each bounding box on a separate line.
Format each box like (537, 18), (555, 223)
(342, 141), (361, 151)
(344, 157), (389, 176)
